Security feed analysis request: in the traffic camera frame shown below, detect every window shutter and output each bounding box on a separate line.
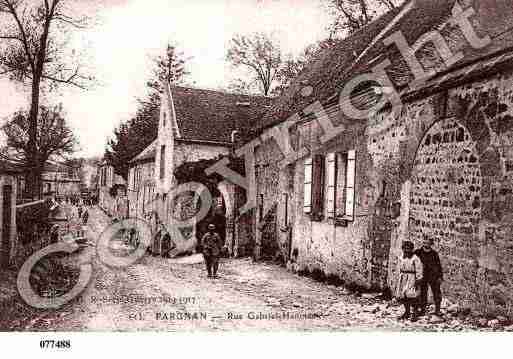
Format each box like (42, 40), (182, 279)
(345, 150), (356, 218)
(326, 153), (337, 217)
(303, 157), (313, 214)
(311, 154), (325, 218)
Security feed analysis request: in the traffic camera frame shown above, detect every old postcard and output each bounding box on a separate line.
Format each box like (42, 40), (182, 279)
(0, 0), (513, 342)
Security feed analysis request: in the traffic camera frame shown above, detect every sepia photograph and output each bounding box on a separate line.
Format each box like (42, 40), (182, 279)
(0, 0), (512, 347)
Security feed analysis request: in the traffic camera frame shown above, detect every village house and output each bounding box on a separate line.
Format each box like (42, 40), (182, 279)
(15, 162), (82, 201)
(98, 161), (127, 218)
(41, 162), (81, 199)
(246, 0), (513, 315)
(127, 85), (270, 256)
(128, 140), (156, 220)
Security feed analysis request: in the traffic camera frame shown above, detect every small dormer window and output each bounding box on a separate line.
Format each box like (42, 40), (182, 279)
(163, 111), (167, 127)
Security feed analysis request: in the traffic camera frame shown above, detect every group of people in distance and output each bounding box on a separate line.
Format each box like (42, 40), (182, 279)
(395, 235), (443, 322)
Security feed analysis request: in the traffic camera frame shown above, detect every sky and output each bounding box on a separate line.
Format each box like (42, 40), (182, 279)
(0, 0), (334, 158)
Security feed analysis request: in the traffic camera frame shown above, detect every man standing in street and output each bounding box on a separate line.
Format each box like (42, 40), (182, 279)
(201, 224), (224, 279)
(415, 236), (444, 317)
(82, 207), (89, 225)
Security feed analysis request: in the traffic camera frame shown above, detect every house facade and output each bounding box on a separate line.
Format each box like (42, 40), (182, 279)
(128, 140), (156, 220)
(248, 0), (513, 315)
(98, 161), (127, 218)
(128, 85), (270, 256)
(41, 163), (81, 199)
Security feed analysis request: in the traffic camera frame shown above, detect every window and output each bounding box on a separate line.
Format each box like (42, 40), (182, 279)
(345, 150), (356, 218)
(326, 153), (337, 218)
(101, 167), (106, 186)
(322, 150), (357, 221)
(163, 111), (167, 127)
(303, 157), (312, 214)
(135, 167), (142, 191)
(130, 169), (135, 190)
(160, 146), (166, 180)
(303, 155), (325, 219)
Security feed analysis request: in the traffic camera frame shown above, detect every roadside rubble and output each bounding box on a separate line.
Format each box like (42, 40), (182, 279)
(325, 291), (513, 331)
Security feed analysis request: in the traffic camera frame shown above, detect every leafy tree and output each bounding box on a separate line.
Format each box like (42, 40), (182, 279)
(105, 43), (190, 179)
(1, 104), (78, 196)
(327, 0), (403, 37)
(147, 43), (190, 94)
(0, 0), (93, 198)
(104, 94), (160, 180)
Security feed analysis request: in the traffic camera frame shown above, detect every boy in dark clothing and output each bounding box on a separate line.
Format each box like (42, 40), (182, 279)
(201, 224), (224, 278)
(414, 236), (443, 316)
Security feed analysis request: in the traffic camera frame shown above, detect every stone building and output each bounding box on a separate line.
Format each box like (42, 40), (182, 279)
(98, 161), (127, 217)
(128, 84), (270, 256)
(246, 0), (513, 314)
(128, 140), (156, 220)
(41, 162), (81, 199)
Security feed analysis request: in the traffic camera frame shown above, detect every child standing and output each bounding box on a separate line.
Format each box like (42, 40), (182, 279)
(395, 241), (423, 322)
(414, 236), (443, 316)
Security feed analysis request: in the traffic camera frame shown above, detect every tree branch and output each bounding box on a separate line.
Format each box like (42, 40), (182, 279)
(0, 0), (35, 70)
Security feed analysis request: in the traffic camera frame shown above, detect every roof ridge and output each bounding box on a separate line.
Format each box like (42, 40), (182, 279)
(170, 84), (271, 100)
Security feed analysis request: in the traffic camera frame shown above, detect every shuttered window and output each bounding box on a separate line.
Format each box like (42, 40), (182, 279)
(304, 155), (326, 219)
(311, 154), (325, 219)
(326, 153), (337, 218)
(136, 167), (142, 191)
(344, 150), (356, 219)
(303, 157), (312, 214)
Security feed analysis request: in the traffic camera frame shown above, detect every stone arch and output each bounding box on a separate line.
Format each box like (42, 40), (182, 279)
(409, 117), (482, 303)
(194, 181), (234, 255)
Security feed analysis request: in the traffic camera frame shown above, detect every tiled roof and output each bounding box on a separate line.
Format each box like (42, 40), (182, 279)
(257, 4), (404, 130)
(171, 86), (272, 143)
(130, 139), (156, 163)
(258, 0), (513, 130)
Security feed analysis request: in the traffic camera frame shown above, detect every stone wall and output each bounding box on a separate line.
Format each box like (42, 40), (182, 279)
(128, 160), (155, 221)
(253, 62), (513, 314)
(374, 69), (513, 314)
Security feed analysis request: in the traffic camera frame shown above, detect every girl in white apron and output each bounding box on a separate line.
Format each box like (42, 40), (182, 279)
(395, 240), (423, 321)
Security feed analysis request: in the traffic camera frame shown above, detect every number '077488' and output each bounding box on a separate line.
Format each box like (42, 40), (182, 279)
(39, 340), (71, 349)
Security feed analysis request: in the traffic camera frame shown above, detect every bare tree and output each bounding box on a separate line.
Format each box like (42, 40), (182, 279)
(273, 39), (336, 95)
(0, 0), (92, 198)
(328, 0), (403, 37)
(226, 33), (282, 96)
(1, 104), (78, 197)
